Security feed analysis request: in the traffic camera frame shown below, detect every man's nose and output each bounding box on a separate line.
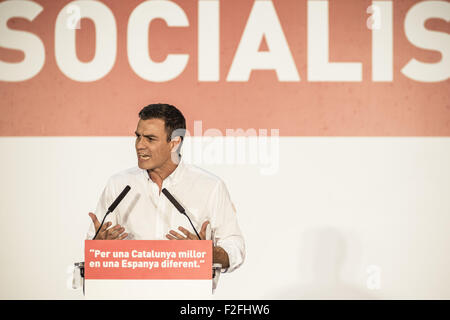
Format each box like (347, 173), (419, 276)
(136, 137), (146, 149)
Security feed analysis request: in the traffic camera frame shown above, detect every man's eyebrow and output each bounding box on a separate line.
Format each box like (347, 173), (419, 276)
(135, 131), (158, 138)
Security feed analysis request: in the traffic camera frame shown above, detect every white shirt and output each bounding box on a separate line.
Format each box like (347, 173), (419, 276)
(86, 160), (245, 273)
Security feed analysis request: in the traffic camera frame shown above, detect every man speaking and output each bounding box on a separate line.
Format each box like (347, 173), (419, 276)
(86, 104), (245, 272)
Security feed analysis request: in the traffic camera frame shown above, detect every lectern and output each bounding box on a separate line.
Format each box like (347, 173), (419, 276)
(78, 240), (217, 299)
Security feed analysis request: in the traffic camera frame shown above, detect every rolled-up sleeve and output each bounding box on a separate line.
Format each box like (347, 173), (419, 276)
(210, 180), (245, 273)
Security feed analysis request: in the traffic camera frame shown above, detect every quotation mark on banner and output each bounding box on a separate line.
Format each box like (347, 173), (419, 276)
(366, 5), (381, 30)
(366, 265), (382, 290)
(66, 4), (81, 30)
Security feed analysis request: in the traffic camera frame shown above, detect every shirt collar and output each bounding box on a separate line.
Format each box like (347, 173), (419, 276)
(141, 157), (185, 187)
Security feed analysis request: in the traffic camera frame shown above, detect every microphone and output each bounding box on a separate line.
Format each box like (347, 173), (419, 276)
(93, 185), (131, 240)
(108, 185), (131, 212)
(162, 188), (201, 240)
(161, 188), (185, 213)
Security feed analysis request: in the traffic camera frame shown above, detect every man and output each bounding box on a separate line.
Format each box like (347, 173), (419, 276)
(87, 103), (245, 272)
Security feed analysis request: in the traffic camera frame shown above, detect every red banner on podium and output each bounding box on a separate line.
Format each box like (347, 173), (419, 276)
(85, 240), (212, 280)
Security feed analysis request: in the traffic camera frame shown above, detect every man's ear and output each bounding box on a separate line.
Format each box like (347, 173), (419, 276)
(170, 136), (182, 153)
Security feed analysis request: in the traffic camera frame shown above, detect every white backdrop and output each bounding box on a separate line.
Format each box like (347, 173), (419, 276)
(1, 137), (449, 299)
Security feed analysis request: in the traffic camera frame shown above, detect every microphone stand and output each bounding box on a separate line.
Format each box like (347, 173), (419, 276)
(162, 188), (201, 240)
(92, 210), (111, 240)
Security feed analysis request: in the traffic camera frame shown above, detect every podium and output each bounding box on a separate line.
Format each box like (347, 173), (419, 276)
(81, 240), (216, 299)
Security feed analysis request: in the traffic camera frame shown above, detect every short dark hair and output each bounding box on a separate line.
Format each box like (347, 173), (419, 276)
(138, 103), (186, 142)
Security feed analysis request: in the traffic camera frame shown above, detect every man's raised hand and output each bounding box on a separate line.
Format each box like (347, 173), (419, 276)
(89, 212), (128, 240)
(166, 221), (209, 240)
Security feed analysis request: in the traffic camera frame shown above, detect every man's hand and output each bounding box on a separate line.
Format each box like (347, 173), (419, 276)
(165, 221), (230, 268)
(89, 212), (128, 240)
(165, 221), (209, 240)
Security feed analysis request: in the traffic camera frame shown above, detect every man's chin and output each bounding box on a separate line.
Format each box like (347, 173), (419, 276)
(137, 160), (154, 170)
